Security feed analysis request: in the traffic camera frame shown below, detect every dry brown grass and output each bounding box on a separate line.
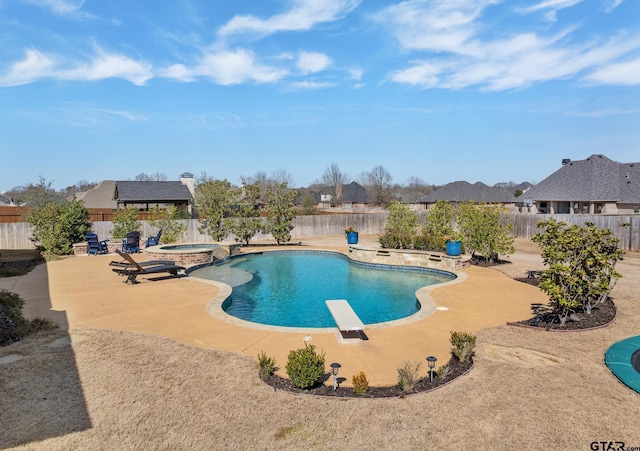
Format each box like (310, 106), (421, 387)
(1, 240), (640, 450)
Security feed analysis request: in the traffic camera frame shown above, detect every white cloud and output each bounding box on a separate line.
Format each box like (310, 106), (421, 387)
(349, 68), (363, 80)
(161, 48), (288, 85)
(297, 52), (332, 74)
(605, 0), (625, 13)
(381, 0), (640, 91)
(24, 0), (85, 14)
(0, 48), (57, 87)
(62, 47), (153, 86)
(90, 108), (150, 122)
(0, 46), (153, 87)
(218, 0), (361, 39)
(288, 80), (335, 90)
(583, 57), (640, 86)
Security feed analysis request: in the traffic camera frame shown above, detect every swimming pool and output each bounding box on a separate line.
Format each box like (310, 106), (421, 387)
(189, 251), (455, 328)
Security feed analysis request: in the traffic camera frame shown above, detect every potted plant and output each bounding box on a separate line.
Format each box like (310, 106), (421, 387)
(345, 227), (358, 244)
(445, 233), (462, 256)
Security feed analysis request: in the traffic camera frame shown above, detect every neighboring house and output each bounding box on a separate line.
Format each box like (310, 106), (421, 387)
(76, 180), (117, 209)
(524, 154), (640, 215)
(318, 181), (369, 209)
(114, 178), (194, 214)
(420, 181), (520, 211)
(0, 194), (15, 206)
(80, 173), (196, 214)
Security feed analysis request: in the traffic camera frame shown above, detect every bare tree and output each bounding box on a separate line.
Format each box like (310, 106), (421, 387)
(270, 169), (294, 187)
(134, 172), (168, 181)
(321, 163), (348, 207)
(402, 176), (434, 203)
(359, 165), (393, 208)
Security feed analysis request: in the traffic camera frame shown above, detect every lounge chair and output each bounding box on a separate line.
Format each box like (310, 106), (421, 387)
(145, 229), (162, 248)
(121, 231), (141, 254)
(86, 232), (109, 255)
(112, 249), (185, 284)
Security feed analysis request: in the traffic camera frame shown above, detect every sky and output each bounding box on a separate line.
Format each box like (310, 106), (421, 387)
(1, 0), (639, 192)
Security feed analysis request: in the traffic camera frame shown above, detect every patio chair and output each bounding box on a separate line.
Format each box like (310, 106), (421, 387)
(145, 229), (162, 248)
(112, 249), (185, 284)
(121, 231), (141, 254)
(86, 232), (109, 255)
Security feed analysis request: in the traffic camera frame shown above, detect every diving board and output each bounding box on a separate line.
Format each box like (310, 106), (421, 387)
(325, 299), (367, 343)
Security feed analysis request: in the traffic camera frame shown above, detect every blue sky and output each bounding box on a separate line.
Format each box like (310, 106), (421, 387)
(1, 0), (639, 192)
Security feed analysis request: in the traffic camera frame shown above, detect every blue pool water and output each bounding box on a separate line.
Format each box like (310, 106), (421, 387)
(189, 251), (455, 328)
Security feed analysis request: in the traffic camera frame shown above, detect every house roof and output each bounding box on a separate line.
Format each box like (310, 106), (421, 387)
(317, 181), (369, 203)
(525, 154), (640, 202)
(0, 194), (14, 205)
(79, 180), (117, 209)
(420, 181), (518, 203)
(114, 181), (193, 202)
(341, 181), (368, 203)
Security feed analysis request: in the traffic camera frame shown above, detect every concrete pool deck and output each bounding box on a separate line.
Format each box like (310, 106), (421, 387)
(0, 235), (548, 386)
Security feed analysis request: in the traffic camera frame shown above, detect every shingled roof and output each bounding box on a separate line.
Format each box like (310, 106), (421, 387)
(420, 181), (518, 203)
(525, 154), (640, 202)
(114, 181), (193, 202)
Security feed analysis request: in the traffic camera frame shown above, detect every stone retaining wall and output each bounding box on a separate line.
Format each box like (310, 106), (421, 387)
(347, 245), (465, 272)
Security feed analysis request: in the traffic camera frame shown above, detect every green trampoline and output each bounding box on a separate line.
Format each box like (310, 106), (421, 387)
(605, 335), (640, 394)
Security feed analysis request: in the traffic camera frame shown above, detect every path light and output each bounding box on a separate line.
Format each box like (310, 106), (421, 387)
(330, 362), (341, 391)
(426, 356), (437, 382)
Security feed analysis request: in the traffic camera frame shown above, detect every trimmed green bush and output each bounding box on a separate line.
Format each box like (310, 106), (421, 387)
(450, 331), (476, 363)
(1, 289), (58, 346)
(285, 344), (326, 389)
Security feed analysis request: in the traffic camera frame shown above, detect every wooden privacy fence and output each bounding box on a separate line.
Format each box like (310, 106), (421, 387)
(0, 213), (638, 251)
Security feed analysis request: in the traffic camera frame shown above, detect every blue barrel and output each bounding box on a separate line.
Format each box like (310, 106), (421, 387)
(446, 240), (461, 256)
(346, 232), (359, 244)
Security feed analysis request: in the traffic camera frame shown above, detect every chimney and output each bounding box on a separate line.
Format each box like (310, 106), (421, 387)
(562, 159), (571, 165)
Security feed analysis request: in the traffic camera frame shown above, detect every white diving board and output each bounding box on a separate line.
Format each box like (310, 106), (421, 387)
(325, 299), (367, 343)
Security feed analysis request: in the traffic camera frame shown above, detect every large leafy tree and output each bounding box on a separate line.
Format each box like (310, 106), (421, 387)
(229, 182), (263, 245)
(195, 179), (234, 242)
(532, 219), (623, 324)
(379, 201), (419, 249)
(456, 202), (514, 262)
(24, 198), (91, 258)
(264, 182), (298, 245)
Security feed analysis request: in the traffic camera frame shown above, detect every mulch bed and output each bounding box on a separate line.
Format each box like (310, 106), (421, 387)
(263, 358), (473, 398)
(469, 256), (617, 331)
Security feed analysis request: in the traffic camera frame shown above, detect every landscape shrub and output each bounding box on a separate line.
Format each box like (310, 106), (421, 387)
(285, 344), (326, 389)
(257, 351), (278, 381)
(450, 331), (476, 363)
(397, 360), (421, 392)
(0, 290), (58, 346)
(532, 218), (623, 324)
(23, 198), (91, 258)
(352, 371), (369, 394)
(264, 182), (298, 245)
(421, 200), (456, 251)
(148, 205), (187, 244)
(456, 202), (514, 262)
(379, 201), (419, 249)
(112, 206), (141, 239)
(436, 364), (451, 379)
